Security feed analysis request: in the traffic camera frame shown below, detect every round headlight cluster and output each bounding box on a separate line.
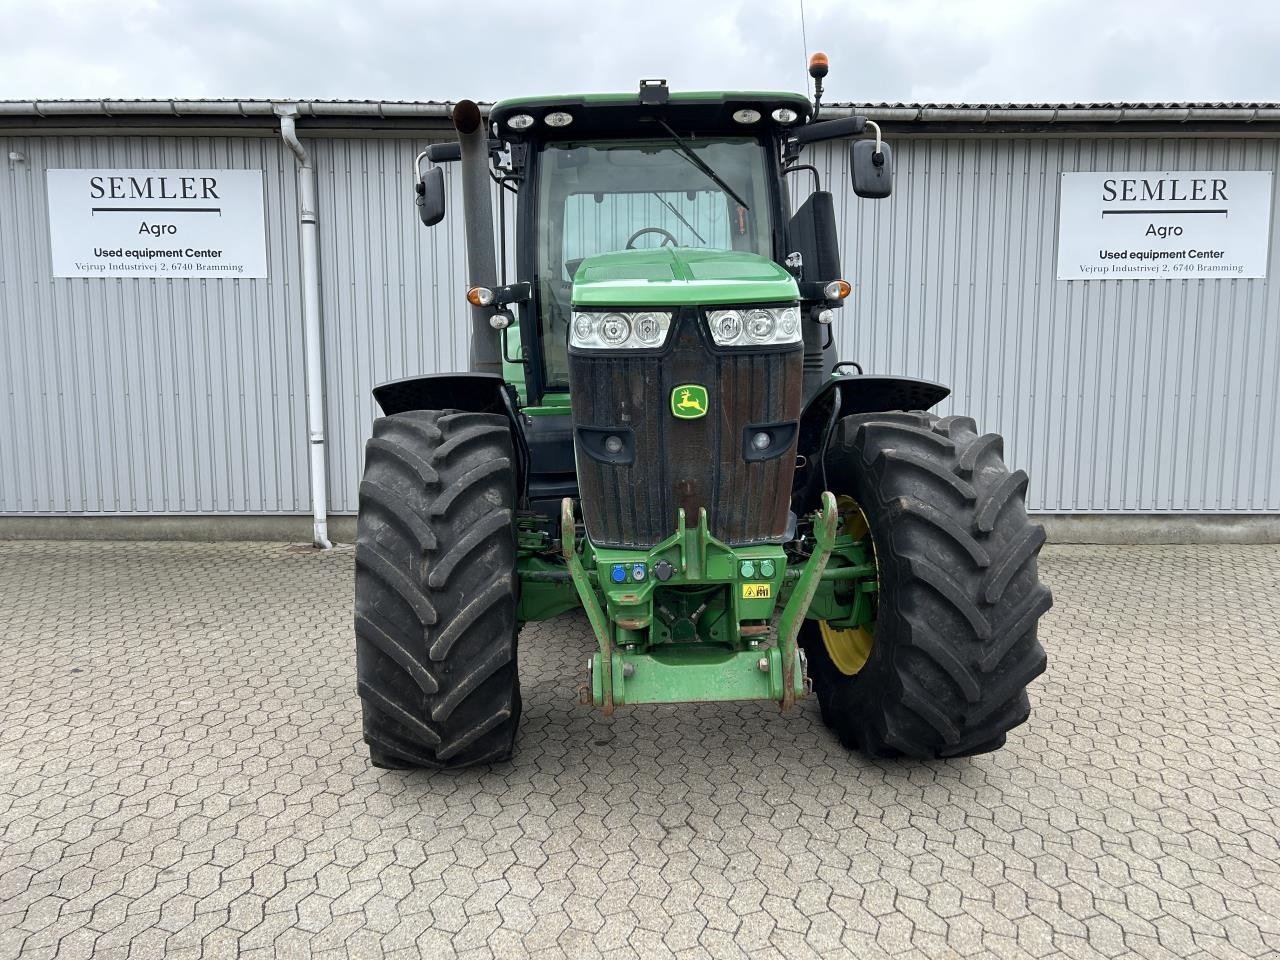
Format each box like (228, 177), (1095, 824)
(570, 310), (673, 350)
(707, 306), (802, 347)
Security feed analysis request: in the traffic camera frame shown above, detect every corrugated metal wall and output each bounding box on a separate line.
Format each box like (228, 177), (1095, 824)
(0, 133), (308, 513)
(309, 137), (474, 514)
(824, 136), (1280, 513)
(2, 129), (1277, 516)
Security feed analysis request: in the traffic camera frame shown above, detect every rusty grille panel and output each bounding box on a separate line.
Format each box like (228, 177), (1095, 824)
(568, 310), (803, 548)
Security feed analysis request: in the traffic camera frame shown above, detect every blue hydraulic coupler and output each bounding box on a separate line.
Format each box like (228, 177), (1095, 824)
(610, 564), (627, 584)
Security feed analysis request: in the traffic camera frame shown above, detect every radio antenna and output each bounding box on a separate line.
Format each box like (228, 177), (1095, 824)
(799, 0), (812, 97)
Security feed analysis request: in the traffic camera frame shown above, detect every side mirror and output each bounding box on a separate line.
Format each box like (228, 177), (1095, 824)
(416, 165), (446, 226)
(851, 139), (893, 199)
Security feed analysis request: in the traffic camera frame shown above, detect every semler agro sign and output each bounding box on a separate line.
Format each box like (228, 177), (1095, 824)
(46, 169), (269, 278)
(1056, 170), (1272, 280)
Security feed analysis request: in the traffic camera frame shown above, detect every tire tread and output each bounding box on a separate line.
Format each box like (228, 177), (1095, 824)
(802, 410), (1051, 760)
(355, 409), (520, 770)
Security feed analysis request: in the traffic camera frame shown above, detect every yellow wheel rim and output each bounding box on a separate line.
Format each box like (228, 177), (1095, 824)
(819, 621), (875, 675)
(819, 496), (877, 676)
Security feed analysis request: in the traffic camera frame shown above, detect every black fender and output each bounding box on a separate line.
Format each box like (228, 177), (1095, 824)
(793, 374), (950, 510)
(372, 372), (510, 417)
(804, 374), (949, 426)
(372, 372), (530, 499)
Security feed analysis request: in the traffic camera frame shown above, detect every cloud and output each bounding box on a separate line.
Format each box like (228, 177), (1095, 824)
(0, 0), (1277, 103)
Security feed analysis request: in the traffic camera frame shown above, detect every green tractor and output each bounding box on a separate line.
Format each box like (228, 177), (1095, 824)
(354, 68), (1051, 769)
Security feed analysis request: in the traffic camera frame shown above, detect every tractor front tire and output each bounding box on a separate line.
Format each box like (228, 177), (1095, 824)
(801, 411), (1051, 759)
(354, 409), (521, 769)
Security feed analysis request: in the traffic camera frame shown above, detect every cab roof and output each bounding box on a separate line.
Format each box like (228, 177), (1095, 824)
(489, 89), (813, 140)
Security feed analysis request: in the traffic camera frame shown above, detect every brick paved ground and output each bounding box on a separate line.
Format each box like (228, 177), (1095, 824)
(0, 540), (1277, 959)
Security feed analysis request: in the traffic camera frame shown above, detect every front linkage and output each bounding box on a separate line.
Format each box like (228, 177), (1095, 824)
(547, 491), (870, 714)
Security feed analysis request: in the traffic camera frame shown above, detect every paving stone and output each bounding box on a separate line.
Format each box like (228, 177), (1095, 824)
(0, 540), (1278, 957)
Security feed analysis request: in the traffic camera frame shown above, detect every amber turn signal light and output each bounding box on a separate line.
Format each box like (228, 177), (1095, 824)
(824, 279), (852, 301)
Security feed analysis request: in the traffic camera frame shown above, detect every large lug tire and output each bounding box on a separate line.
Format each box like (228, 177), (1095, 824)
(801, 411), (1052, 759)
(354, 409), (521, 769)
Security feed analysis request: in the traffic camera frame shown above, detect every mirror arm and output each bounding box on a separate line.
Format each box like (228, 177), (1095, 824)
(783, 162), (822, 193)
(791, 115), (868, 148)
(494, 281), (531, 306)
(865, 120), (883, 157)
(412, 150), (429, 195)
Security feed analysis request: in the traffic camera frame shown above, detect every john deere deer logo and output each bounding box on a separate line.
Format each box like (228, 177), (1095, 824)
(671, 384), (708, 420)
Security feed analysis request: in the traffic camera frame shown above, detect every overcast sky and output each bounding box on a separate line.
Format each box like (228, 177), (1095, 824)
(1, 0), (1277, 105)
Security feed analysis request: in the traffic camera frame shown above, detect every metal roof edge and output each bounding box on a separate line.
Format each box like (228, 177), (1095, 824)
(822, 103), (1277, 125)
(1, 98), (1278, 125)
(0, 99), (460, 120)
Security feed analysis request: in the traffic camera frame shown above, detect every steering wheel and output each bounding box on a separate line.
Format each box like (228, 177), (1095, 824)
(625, 226), (679, 249)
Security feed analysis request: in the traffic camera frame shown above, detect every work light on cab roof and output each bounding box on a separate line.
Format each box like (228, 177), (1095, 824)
(356, 59), (1051, 772)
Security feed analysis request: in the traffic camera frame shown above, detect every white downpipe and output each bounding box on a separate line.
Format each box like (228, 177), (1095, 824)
(277, 106), (332, 549)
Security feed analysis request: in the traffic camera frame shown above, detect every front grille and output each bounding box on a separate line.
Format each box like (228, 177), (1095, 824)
(568, 308), (802, 548)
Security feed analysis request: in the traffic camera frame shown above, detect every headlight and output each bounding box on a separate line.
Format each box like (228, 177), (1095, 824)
(744, 309), (775, 342)
(599, 313), (631, 346)
(710, 310), (743, 343)
(707, 305), (801, 347)
(571, 310), (673, 350)
(633, 312), (666, 345)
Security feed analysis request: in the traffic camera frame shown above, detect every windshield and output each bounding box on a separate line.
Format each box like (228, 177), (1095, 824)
(534, 137), (773, 389)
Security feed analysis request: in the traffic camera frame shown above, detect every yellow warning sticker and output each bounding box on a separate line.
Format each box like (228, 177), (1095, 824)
(742, 583), (772, 600)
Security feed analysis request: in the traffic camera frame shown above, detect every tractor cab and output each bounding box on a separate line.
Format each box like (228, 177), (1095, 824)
(413, 80), (895, 407)
(493, 87), (806, 396)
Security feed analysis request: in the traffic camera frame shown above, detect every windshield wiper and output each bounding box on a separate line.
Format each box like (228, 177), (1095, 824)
(655, 118), (750, 212)
(651, 192), (706, 244)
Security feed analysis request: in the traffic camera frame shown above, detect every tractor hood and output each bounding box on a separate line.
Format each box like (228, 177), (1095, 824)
(571, 248), (798, 308)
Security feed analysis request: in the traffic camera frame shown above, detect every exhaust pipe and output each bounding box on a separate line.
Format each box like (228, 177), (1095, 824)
(452, 100), (502, 376)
